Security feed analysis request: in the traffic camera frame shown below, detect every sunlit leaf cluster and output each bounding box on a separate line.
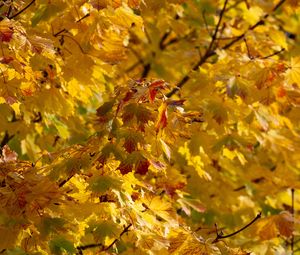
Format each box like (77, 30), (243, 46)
(1, 0), (300, 254)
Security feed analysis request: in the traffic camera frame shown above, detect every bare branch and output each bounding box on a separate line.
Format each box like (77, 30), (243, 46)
(213, 212), (261, 243)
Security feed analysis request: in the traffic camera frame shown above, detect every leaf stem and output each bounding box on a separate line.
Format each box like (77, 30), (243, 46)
(213, 212), (261, 243)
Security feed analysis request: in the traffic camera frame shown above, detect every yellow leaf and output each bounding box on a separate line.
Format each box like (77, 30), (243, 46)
(286, 57), (300, 85)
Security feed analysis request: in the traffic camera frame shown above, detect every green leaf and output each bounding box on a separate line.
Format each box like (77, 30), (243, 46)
(86, 221), (119, 242)
(49, 237), (76, 255)
(31, 4), (48, 27)
(88, 175), (122, 194)
(39, 217), (65, 237)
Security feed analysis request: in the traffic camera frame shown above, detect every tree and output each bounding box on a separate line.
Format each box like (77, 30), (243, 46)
(0, 0), (299, 254)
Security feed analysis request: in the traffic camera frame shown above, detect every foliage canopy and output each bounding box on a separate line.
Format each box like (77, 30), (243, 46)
(0, 0), (300, 254)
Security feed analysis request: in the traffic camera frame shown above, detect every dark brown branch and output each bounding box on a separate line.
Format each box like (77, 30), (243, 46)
(159, 30), (172, 50)
(206, 0), (229, 55)
(58, 174), (74, 188)
(105, 223), (132, 251)
(261, 48), (285, 59)
(141, 63), (151, 78)
(53, 28), (67, 37)
(166, 0), (286, 98)
(213, 212), (261, 243)
(77, 223), (132, 252)
(76, 13), (90, 23)
(9, 0), (35, 19)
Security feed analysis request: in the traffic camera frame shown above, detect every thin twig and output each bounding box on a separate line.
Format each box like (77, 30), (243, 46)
(261, 48), (285, 59)
(159, 30), (172, 50)
(141, 63), (151, 78)
(213, 212), (261, 243)
(9, 0), (35, 19)
(76, 13), (90, 23)
(58, 174), (74, 188)
(104, 223), (132, 251)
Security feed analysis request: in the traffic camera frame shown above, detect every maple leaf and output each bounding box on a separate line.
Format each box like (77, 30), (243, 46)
(155, 102), (168, 132)
(148, 79), (165, 103)
(286, 57), (300, 85)
(257, 211), (295, 240)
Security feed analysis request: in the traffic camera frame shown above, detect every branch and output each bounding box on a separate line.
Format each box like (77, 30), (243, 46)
(166, 0), (229, 97)
(166, 0), (287, 98)
(213, 212), (261, 243)
(9, 0), (35, 19)
(58, 174), (74, 188)
(141, 63), (151, 78)
(76, 13), (90, 23)
(76, 223), (132, 252)
(261, 48), (285, 59)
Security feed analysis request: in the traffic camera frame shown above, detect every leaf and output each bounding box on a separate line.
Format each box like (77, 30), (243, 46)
(96, 100), (115, 116)
(86, 221), (119, 242)
(257, 211), (294, 240)
(122, 103), (153, 130)
(177, 196), (206, 216)
(89, 175), (122, 194)
(148, 80), (165, 103)
(31, 4), (48, 27)
(38, 217), (66, 238)
(155, 102), (168, 132)
(0, 19), (13, 42)
(135, 158), (150, 175)
(49, 237), (76, 255)
(0, 145), (18, 163)
(160, 138), (171, 161)
(286, 57), (300, 85)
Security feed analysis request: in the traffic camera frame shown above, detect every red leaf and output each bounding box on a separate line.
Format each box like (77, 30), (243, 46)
(136, 159), (150, 175)
(118, 162), (132, 175)
(0, 19), (13, 42)
(148, 80), (165, 103)
(124, 137), (136, 153)
(0, 56), (13, 64)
